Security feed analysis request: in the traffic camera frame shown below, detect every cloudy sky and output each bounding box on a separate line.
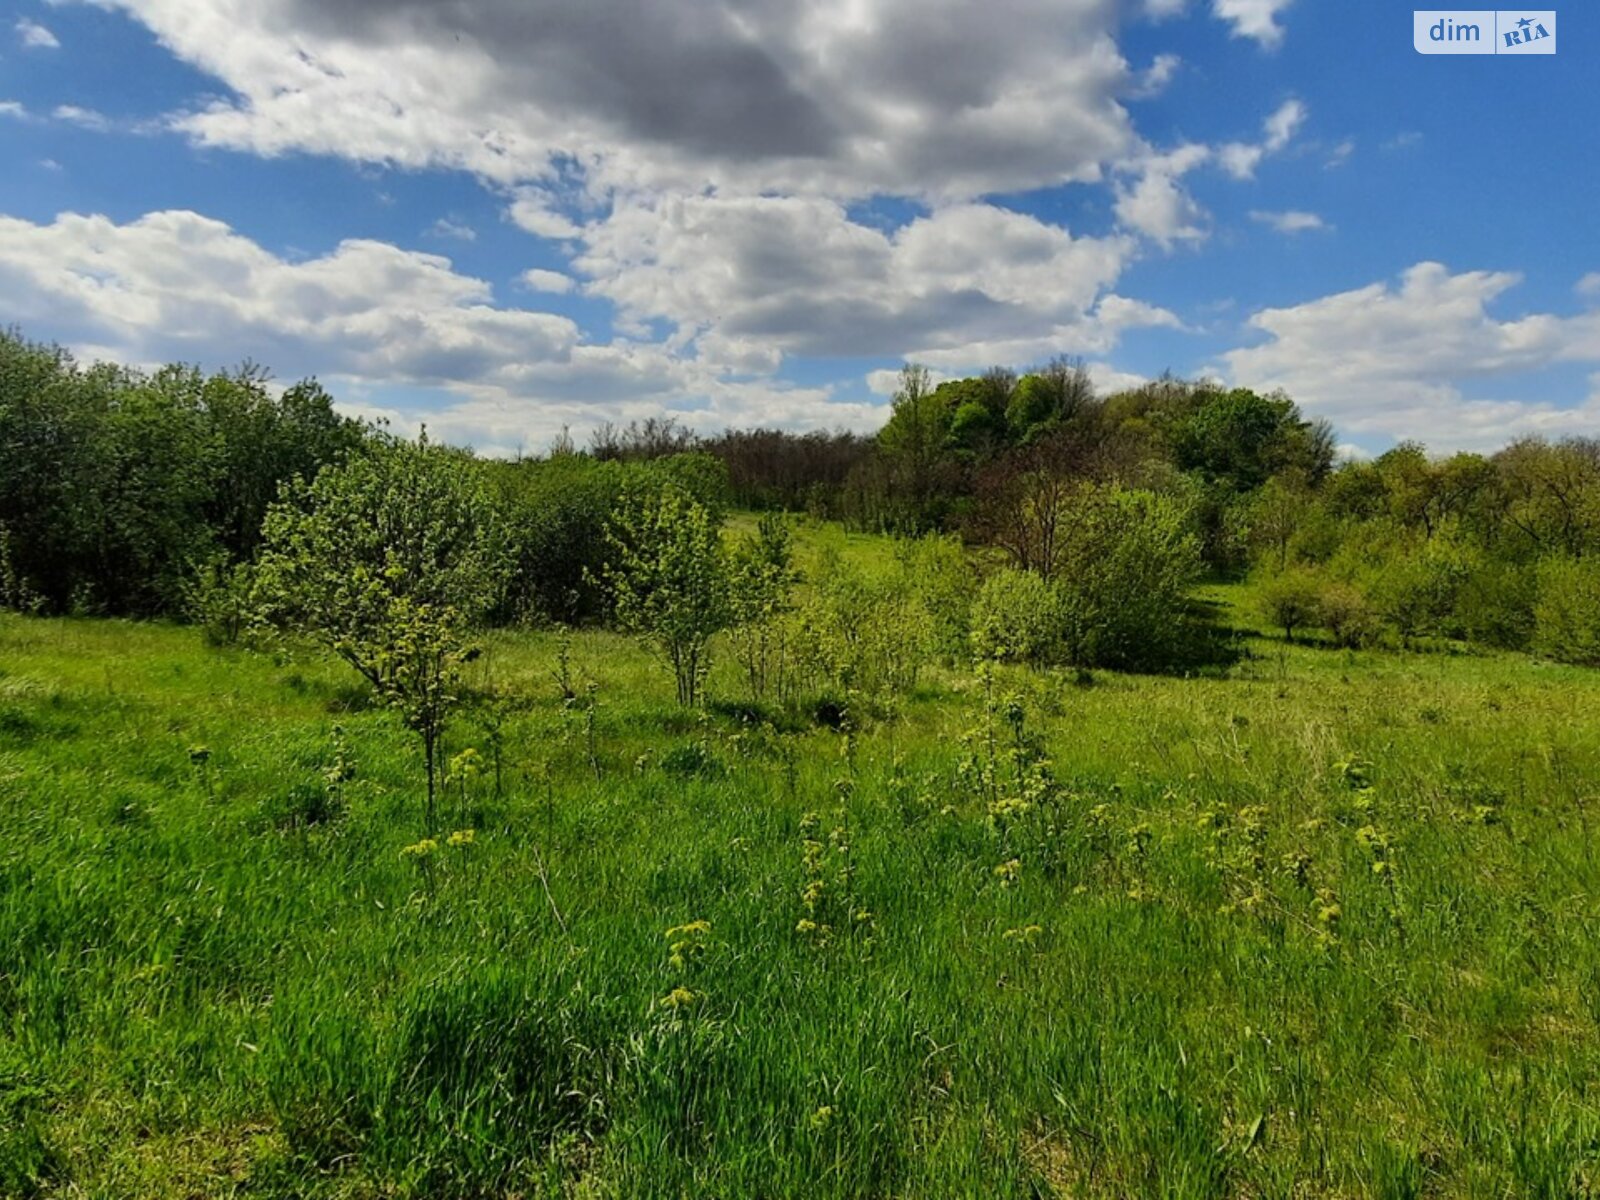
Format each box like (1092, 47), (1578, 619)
(1, 0), (1596, 455)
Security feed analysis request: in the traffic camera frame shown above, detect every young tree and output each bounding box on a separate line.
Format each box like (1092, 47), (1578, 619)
(599, 486), (731, 706)
(1258, 567), (1324, 644)
(727, 513), (796, 701)
(253, 433), (507, 825)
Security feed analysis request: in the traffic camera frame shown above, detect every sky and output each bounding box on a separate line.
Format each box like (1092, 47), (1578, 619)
(1, 0), (1597, 457)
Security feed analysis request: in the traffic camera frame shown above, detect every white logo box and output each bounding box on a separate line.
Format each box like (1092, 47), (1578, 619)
(1414, 10), (1556, 54)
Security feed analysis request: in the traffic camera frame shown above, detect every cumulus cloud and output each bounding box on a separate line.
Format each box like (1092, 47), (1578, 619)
(425, 217), (477, 242)
(572, 195), (1162, 370)
(1112, 100), (1306, 244)
(1224, 262), (1600, 448)
(1129, 53), (1182, 98)
(91, 0), (1138, 202)
(16, 18), (59, 49)
(1249, 209), (1329, 234)
(0, 208), (875, 453)
(520, 268), (574, 295)
(1218, 99), (1305, 179)
(1212, 0), (1296, 46)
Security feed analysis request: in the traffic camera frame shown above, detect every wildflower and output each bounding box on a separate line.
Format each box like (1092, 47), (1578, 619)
(665, 919), (712, 939)
(994, 858), (1021, 885)
(661, 986), (699, 1009)
(401, 838), (439, 858)
(1003, 924), (1043, 943)
(809, 1105), (835, 1131)
(447, 828), (475, 847)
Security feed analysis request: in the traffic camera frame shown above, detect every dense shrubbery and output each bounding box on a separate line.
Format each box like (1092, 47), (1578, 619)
(1235, 440), (1600, 661)
(0, 330), (362, 616)
(966, 485), (1203, 671)
(6, 323), (1600, 677)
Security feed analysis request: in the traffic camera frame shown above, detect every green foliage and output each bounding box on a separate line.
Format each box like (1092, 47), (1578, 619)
(253, 434), (507, 819)
(600, 486), (732, 706)
(970, 568), (1058, 663)
(1170, 387), (1332, 492)
(1257, 566), (1325, 643)
(1316, 580), (1379, 648)
(0, 331), (361, 617)
(727, 514), (797, 702)
(5, 526), (1600, 1197)
(1532, 555), (1600, 665)
(1051, 486), (1204, 671)
(789, 549), (936, 700)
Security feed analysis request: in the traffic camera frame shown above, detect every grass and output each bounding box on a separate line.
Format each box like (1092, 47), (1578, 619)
(2, 523), (1600, 1197)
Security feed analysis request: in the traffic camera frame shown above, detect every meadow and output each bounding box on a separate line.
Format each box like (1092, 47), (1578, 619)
(2, 520), (1600, 1199)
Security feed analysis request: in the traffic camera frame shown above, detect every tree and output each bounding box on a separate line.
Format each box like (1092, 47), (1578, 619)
(727, 513), (797, 701)
(876, 364), (957, 531)
(1258, 568), (1324, 643)
(253, 434), (508, 825)
(1249, 472), (1313, 570)
(599, 486), (731, 706)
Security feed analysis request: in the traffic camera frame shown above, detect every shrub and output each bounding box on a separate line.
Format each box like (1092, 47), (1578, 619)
(1317, 581), (1379, 648)
(1532, 555), (1600, 666)
(599, 486), (732, 706)
(1052, 486), (1203, 671)
(970, 568), (1058, 663)
(789, 551), (936, 699)
(1257, 567), (1324, 642)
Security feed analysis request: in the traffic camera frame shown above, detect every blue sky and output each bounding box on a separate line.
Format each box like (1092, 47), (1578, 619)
(1, 0), (1596, 455)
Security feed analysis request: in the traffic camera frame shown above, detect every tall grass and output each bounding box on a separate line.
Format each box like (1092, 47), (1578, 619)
(2, 555), (1599, 1196)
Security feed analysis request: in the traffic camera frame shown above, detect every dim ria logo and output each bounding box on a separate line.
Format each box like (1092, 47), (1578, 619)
(1414, 10), (1556, 53)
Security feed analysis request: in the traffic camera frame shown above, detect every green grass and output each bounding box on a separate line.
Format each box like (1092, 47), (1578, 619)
(3, 527), (1600, 1197)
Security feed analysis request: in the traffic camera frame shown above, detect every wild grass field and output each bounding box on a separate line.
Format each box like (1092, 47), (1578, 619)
(3, 521), (1600, 1199)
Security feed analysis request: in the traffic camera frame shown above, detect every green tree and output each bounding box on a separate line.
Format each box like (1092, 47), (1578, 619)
(1258, 567), (1324, 643)
(600, 486), (732, 706)
(727, 513), (797, 701)
(253, 434), (507, 824)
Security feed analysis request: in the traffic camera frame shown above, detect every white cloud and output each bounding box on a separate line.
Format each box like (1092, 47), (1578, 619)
(426, 217), (477, 242)
(1114, 147), (1209, 245)
(1576, 272), (1600, 301)
(16, 18), (59, 49)
(1250, 209), (1329, 234)
(1112, 99), (1306, 244)
(1218, 98), (1305, 179)
(520, 268), (574, 294)
(1212, 0), (1296, 47)
(52, 105), (113, 132)
(0, 207), (883, 452)
(1130, 53), (1182, 97)
(0, 101), (27, 120)
(571, 195), (1159, 372)
(1224, 262), (1600, 448)
(93, 0), (1138, 202)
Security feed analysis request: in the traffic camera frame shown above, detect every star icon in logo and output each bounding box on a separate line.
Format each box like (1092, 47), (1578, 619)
(1516, 15), (1534, 28)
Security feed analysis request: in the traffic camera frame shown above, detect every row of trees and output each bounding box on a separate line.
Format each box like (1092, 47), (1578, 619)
(5, 327), (1599, 673)
(0, 332), (364, 616)
(1248, 438), (1600, 663)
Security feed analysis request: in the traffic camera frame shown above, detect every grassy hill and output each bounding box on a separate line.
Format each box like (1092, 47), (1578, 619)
(2, 520), (1599, 1198)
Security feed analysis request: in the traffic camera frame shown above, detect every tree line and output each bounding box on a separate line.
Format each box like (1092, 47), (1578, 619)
(4, 327), (1598, 675)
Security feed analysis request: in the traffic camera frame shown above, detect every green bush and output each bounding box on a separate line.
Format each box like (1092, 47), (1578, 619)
(1052, 487), (1203, 671)
(1317, 581), (1379, 648)
(1257, 567), (1324, 642)
(970, 568), (1058, 663)
(1532, 555), (1600, 665)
